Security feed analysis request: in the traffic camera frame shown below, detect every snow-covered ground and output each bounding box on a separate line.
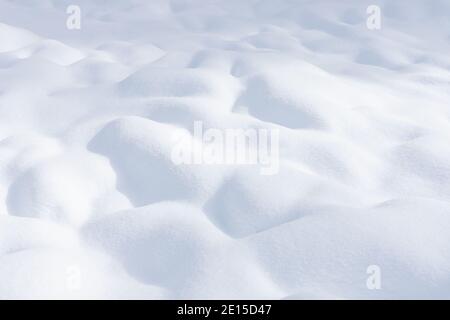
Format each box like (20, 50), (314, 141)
(1, 0), (450, 299)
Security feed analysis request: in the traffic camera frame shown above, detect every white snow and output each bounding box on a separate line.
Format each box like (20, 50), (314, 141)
(1, 0), (450, 299)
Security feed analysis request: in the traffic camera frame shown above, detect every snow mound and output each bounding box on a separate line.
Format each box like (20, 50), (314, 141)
(0, 23), (39, 53)
(1, 0), (450, 299)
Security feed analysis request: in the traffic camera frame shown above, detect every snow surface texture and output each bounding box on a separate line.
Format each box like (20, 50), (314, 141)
(1, 0), (450, 299)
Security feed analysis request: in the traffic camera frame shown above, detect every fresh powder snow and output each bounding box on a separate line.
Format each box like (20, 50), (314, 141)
(1, 0), (450, 299)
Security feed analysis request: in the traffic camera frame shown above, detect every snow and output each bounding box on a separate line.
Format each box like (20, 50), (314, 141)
(1, 0), (450, 299)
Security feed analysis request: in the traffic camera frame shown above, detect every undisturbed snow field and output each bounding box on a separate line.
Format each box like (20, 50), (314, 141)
(1, 0), (450, 299)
